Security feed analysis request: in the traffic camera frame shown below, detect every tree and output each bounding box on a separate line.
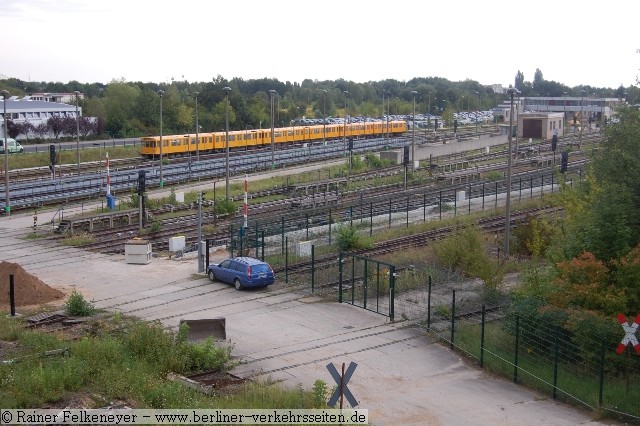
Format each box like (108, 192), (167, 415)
(47, 116), (65, 139)
(78, 117), (95, 138)
(515, 71), (525, 92)
(6, 120), (22, 139)
(33, 123), (49, 139)
(533, 68), (544, 87)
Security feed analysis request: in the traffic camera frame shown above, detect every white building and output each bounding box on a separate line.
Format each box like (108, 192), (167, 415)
(0, 94), (82, 140)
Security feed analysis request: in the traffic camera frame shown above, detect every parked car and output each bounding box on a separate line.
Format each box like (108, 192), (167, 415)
(0, 138), (24, 154)
(207, 257), (275, 290)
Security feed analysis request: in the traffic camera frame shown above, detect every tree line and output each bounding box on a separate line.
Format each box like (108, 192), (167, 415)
(1, 70), (637, 141)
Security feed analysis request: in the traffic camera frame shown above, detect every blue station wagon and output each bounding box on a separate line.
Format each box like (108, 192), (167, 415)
(207, 257), (275, 290)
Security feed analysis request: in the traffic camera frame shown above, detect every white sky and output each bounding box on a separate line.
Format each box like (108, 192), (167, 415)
(1, 0), (638, 89)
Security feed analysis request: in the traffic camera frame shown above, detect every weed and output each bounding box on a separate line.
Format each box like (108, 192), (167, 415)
(64, 289), (96, 316)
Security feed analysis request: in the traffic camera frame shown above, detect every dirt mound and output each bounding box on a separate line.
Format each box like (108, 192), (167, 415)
(0, 261), (65, 307)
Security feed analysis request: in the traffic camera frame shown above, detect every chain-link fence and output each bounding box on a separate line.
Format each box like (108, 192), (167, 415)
(407, 281), (640, 423)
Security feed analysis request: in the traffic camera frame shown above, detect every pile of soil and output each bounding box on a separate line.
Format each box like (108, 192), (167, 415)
(0, 261), (65, 307)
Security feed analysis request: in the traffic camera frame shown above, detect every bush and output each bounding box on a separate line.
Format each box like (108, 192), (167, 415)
(432, 226), (504, 288)
(336, 225), (371, 251)
(64, 289), (96, 316)
(215, 198), (237, 216)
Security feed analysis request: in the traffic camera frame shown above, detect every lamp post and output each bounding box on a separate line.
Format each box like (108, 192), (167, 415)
(580, 90), (585, 148)
(562, 91), (567, 136)
(194, 91), (200, 162)
(411, 90), (417, 172)
(382, 90), (387, 139)
(504, 87), (519, 261)
(74, 91), (81, 176)
(475, 91), (479, 134)
(322, 89), (327, 144)
(224, 86), (231, 200)
(1, 90), (9, 215)
(343, 90), (349, 152)
(428, 92), (431, 129)
(269, 89), (276, 168)
(158, 90), (164, 188)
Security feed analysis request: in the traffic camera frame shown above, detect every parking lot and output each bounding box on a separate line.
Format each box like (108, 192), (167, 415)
(0, 204), (617, 425)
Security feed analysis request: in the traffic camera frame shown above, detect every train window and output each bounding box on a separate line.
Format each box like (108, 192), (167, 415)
(171, 139), (181, 146)
(275, 132), (281, 137)
(216, 136), (220, 143)
(209, 137), (213, 143)
(229, 135), (235, 141)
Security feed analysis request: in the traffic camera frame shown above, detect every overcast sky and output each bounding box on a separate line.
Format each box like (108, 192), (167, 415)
(2, 0), (638, 89)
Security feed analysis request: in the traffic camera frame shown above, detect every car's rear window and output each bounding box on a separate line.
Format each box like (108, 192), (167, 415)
(252, 264), (270, 273)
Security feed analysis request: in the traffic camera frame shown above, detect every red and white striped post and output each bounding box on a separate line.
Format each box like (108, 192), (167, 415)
(105, 152), (111, 196)
(243, 174), (248, 229)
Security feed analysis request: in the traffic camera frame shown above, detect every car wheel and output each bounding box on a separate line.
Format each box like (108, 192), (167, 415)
(208, 270), (216, 281)
(234, 278), (242, 291)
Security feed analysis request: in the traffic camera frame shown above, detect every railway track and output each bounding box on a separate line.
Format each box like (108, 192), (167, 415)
(273, 206), (563, 275)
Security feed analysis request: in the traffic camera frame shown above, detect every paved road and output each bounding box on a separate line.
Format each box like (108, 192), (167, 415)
(0, 152), (616, 426)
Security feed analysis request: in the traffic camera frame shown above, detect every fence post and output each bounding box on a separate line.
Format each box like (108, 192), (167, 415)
(423, 193), (426, 222)
(281, 217), (285, 254)
(553, 325), (559, 399)
(370, 202), (373, 236)
(598, 339), (605, 406)
(480, 304), (485, 367)
(482, 182), (485, 210)
(311, 244), (315, 294)
(519, 177), (522, 202)
(495, 182), (498, 209)
(376, 263), (380, 313)
(306, 213), (309, 239)
(285, 236), (289, 284)
(450, 289), (456, 350)
(514, 315), (520, 383)
(255, 222), (259, 258)
(454, 190), (457, 216)
(337, 252), (344, 303)
(530, 176), (533, 198)
(389, 265), (395, 321)
(468, 185), (471, 214)
(329, 210), (332, 245)
(351, 258), (355, 305)
(439, 191), (442, 220)
(363, 259), (368, 310)
(406, 196), (409, 227)
(541, 174), (544, 196)
(551, 172), (554, 195)
(349, 206), (353, 227)
(230, 224), (234, 258)
(427, 275), (432, 330)
(261, 231), (265, 261)
(388, 198), (392, 228)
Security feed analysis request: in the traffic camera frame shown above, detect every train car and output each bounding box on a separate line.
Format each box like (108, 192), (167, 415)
(139, 120), (407, 158)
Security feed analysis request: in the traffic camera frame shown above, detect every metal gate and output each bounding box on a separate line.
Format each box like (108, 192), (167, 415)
(338, 252), (396, 320)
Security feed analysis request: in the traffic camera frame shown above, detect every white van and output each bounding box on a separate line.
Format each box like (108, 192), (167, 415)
(0, 138), (24, 154)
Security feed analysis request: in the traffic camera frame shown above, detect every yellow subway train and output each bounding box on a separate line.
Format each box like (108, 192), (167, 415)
(139, 120), (407, 158)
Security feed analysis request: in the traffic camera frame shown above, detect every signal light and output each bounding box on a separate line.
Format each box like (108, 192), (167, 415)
(49, 144), (56, 165)
(137, 170), (146, 195)
(551, 134), (558, 151)
(403, 145), (410, 166)
(560, 152), (568, 173)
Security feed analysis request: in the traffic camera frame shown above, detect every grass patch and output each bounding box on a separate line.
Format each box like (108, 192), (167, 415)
(60, 233), (95, 246)
(0, 313), (329, 411)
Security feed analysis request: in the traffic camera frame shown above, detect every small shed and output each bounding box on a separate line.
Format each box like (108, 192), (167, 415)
(517, 112), (564, 140)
